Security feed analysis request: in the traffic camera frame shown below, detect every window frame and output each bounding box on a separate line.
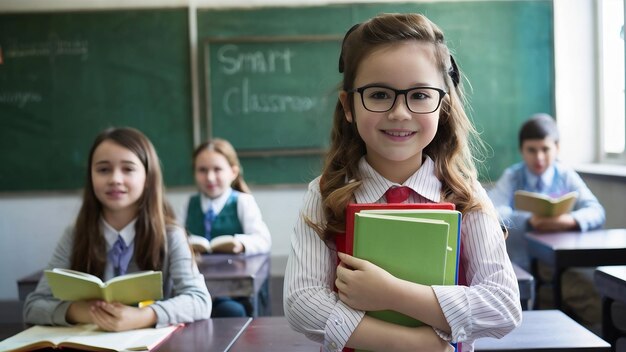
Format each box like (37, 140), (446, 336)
(597, 0), (626, 164)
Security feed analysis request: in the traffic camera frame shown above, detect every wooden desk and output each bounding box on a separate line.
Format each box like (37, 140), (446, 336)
(228, 317), (320, 351)
(17, 253), (270, 317)
(156, 317), (250, 352)
(224, 311), (610, 351)
(526, 229), (626, 309)
(195, 253), (270, 317)
(595, 266), (626, 351)
(474, 310), (610, 351)
(0, 323), (26, 342)
(513, 262), (535, 310)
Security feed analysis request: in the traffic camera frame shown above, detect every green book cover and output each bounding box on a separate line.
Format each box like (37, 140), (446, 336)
(361, 209), (462, 286)
(44, 269), (163, 305)
(352, 213), (450, 327)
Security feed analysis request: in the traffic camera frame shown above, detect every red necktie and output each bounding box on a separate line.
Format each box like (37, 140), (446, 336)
(384, 186), (411, 203)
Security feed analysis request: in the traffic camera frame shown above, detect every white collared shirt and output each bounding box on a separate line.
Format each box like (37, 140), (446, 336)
(183, 188), (272, 255)
(101, 218), (136, 281)
(524, 165), (555, 192)
(284, 156), (521, 352)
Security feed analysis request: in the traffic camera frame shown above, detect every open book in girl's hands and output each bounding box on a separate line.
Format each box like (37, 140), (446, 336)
(44, 268), (162, 305)
(188, 234), (238, 254)
(514, 190), (578, 217)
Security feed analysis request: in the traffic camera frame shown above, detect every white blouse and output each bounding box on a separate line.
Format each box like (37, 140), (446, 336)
(283, 156), (521, 352)
(182, 188), (272, 255)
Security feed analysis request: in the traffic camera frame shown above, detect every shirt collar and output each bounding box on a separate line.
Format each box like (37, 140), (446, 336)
(354, 156), (441, 204)
(102, 218), (137, 249)
(200, 188), (233, 213)
(524, 164), (555, 190)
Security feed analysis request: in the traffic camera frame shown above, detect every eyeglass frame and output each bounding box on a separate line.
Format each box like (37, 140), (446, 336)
(348, 84), (447, 114)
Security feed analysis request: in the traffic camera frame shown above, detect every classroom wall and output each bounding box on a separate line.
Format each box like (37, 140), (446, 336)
(1, 0), (625, 303)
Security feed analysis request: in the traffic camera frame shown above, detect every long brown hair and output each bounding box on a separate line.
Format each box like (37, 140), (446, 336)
(314, 13), (489, 241)
(71, 127), (177, 277)
(192, 138), (251, 193)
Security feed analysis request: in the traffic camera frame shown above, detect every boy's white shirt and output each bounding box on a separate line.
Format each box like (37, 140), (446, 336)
(523, 165), (555, 192)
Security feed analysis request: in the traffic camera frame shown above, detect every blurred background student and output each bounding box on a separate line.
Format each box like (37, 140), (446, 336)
(24, 127), (211, 330)
(489, 113), (605, 332)
(183, 138), (271, 317)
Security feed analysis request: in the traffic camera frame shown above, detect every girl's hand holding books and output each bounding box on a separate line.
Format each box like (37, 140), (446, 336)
(335, 252), (398, 312)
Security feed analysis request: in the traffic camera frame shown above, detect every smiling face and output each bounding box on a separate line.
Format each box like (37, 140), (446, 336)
(521, 137), (559, 176)
(194, 149), (239, 199)
(91, 140), (147, 219)
(340, 41), (443, 177)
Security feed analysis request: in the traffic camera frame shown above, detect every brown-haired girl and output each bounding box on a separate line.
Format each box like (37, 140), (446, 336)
(184, 138), (271, 317)
(24, 127), (211, 330)
(284, 13), (521, 351)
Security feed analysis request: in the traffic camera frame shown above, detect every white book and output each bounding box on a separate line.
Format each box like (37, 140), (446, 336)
(188, 234), (238, 254)
(0, 324), (181, 352)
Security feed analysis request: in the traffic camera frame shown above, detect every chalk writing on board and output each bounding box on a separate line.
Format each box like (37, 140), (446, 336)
(0, 92), (42, 108)
(217, 44), (293, 75)
(5, 37), (88, 60)
(222, 78), (327, 115)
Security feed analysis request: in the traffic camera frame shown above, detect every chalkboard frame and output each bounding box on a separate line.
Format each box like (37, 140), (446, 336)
(203, 35), (343, 158)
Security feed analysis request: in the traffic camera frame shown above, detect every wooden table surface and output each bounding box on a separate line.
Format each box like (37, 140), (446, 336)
(157, 317), (251, 352)
(474, 310), (610, 351)
(594, 265), (626, 351)
(226, 310), (610, 352)
(526, 228), (626, 308)
(228, 316), (319, 352)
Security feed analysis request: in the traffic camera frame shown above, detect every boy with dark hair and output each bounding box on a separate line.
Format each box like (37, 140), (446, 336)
(489, 113), (606, 332)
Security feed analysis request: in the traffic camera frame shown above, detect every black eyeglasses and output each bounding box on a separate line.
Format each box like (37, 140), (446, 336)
(349, 85), (447, 114)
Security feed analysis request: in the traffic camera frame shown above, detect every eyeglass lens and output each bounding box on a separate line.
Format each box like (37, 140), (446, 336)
(360, 86), (442, 113)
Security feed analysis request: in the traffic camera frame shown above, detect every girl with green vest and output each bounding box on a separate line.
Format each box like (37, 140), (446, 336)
(185, 138), (271, 317)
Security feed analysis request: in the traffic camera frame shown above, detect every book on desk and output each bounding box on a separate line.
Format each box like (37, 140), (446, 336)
(0, 324), (181, 352)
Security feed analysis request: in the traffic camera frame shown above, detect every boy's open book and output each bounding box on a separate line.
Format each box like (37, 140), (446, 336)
(188, 234), (238, 253)
(45, 268), (162, 305)
(514, 190), (578, 217)
(0, 324), (181, 352)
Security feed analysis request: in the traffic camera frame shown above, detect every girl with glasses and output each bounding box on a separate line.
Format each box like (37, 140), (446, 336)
(284, 13), (521, 351)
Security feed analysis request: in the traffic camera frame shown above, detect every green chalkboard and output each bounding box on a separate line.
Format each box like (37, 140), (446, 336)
(198, 1), (554, 183)
(0, 9), (192, 192)
(0, 2), (554, 191)
(205, 37), (341, 151)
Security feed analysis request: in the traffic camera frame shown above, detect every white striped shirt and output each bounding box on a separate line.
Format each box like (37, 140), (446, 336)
(284, 156), (522, 352)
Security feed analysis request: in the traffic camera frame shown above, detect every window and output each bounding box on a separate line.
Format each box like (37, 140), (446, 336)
(598, 0), (625, 161)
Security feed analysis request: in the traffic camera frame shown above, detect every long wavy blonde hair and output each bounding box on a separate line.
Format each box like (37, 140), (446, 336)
(313, 13), (490, 241)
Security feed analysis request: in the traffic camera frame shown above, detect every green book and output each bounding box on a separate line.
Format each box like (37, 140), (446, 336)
(44, 269), (163, 305)
(352, 213), (450, 327)
(361, 209), (462, 287)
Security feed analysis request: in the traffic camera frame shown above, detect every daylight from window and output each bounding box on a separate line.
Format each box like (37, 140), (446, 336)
(600, 0), (625, 155)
